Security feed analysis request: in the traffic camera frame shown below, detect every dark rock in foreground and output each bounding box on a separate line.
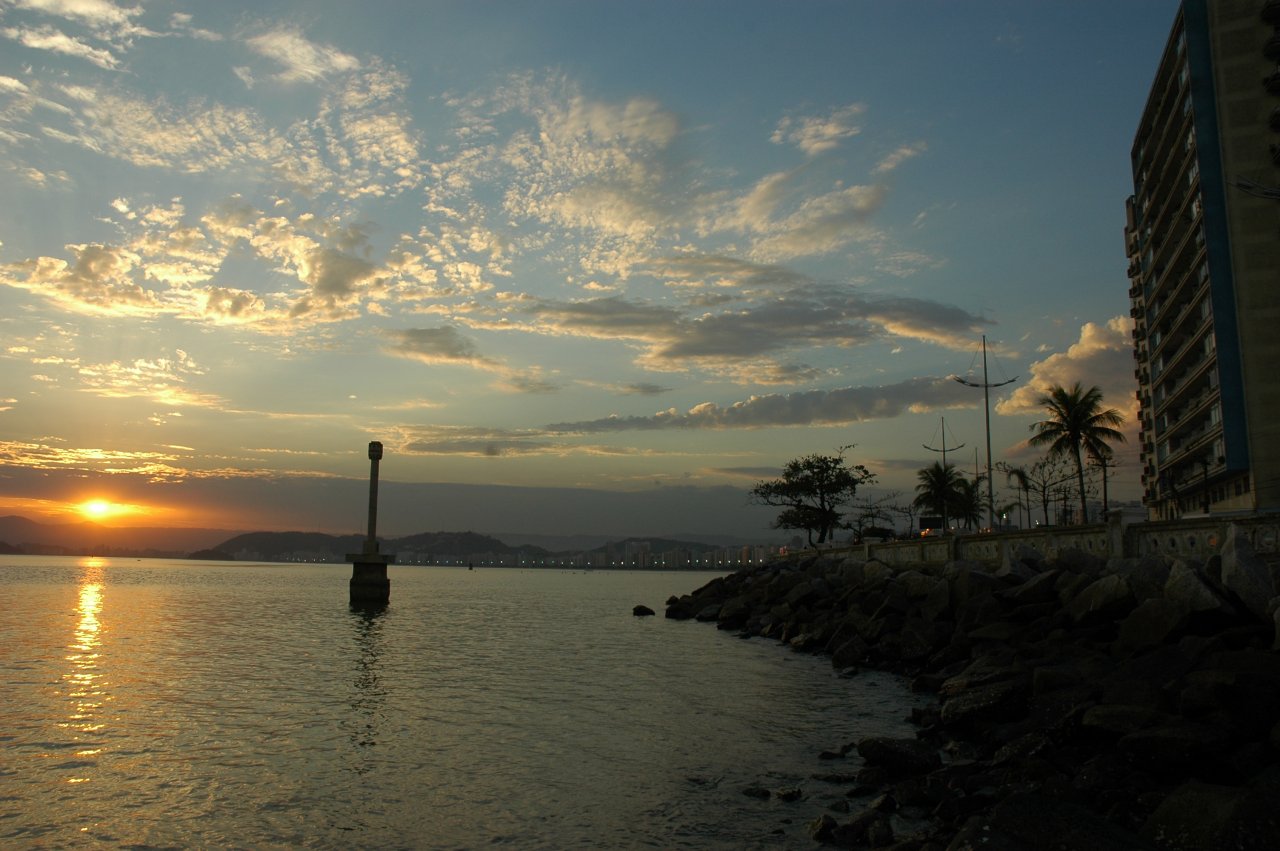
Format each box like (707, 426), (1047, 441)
(668, 527), (1280, 849)
(632, 604), (656, 616)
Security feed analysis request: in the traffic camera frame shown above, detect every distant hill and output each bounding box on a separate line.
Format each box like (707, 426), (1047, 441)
(0, 515), (752, 562)
(588, 537), (719, 555)
(0, 515), (239, 556)
(212, 529), (551, 562)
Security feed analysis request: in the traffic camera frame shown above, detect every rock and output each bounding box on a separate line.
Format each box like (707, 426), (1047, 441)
(715, 595), (751, 628)
(1066, 574), (1135, 624)
(856, 737), (942, 779)
(940, 678), (1028, 728)
(1115, 597), (1189, 652)
(996, 568), (1060, 607)
(632, 604), (656, 616)
(1113, 555), (1172, 602)
(1143, 780), (1280, 850)
(996, 544), (1042, 581)
(694, 603), (722, 622)
(1164, 559), (1233, 618)
(808, 813), (836, 842)
(1218, 525), (1276, 621)
(948, 791), (1150, 850)
(1117, 720), (1231, 774)
(776, 787), (802, 802)
(1080, 703), (1159, 737)
(741, 784), (771, 799)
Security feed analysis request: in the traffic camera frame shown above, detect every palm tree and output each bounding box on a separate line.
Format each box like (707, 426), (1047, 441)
(1028, 382), (1125, 523)
(913, 461), (964, 530)
(954, 476), (984, 529)
(1001, 463), (1032, 529)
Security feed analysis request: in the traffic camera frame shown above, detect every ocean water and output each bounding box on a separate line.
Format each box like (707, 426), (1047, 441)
(0, 556), (923, 849)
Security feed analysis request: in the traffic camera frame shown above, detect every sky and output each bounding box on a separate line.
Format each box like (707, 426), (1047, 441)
(0, 0), (1180, 541)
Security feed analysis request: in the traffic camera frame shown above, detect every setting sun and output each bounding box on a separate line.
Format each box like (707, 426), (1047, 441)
(79, 500), (119, 521)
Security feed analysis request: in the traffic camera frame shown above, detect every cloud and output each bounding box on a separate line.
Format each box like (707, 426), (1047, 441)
(751, 183), (888, 260)
(772, 104), (866, 156)
(382, 326), (496, 367)
(545, 376), (974, 433)
(10, 0), (142, 31)
(873, 141), (928, 175)
(2, 242), (163, 314)
(398, 425), (557, 457)
(2, 24), (120, 69)
(996, 316), (1139, 430)
(245, 27), (359, 84)
(74, 349), (228, 409)
(516, 286), (985, 379)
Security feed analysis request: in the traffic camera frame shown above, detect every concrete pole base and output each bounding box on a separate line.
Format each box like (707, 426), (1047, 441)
(347, 554), (393, 606)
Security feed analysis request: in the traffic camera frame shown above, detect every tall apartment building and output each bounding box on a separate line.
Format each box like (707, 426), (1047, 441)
(1125, 0), (1280, 519)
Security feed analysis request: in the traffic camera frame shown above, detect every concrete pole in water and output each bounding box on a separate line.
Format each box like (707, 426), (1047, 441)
(346, 441), (394, 606)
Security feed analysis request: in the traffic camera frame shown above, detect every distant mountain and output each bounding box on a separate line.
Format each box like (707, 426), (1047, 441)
(211, 529), (550, 561)
(587, 536), (720, 555)
(0, 515), (761, 561)
(0, 515), (239, 556)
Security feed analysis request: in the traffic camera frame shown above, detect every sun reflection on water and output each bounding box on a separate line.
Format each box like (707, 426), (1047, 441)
(60, 562), (109, 782)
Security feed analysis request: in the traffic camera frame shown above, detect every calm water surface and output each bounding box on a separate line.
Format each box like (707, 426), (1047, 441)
(0, 556), (923, 849)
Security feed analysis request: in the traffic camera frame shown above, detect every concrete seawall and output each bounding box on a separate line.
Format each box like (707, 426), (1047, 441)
(826, 513), (1280, 569)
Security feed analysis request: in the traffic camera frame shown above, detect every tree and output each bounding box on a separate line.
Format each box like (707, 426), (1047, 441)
(750, 448), (877, 546)
(954, 475), (985, 530)
(913, 461), (965, 530)
(1028, 382), (1126, 524)
(1019, 454), (1075, 526)
(999, 462), (1032, 529)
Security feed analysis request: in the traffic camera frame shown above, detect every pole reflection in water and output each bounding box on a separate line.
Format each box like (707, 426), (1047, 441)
(346, 604), (387, 766)
(62, 558), (108, 784)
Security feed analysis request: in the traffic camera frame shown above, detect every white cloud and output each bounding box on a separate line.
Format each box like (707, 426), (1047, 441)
(771, 103), (866, 156)
(996, 316), (1139, 431)
(245, 27), (359, 84)
(2, 24), (120, 69)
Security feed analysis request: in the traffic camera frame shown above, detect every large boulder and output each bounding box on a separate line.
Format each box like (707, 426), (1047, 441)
(1164, 559), (1233, 617)
(1066, 574), (1135, 624)
(1115, 598), (1191, 652)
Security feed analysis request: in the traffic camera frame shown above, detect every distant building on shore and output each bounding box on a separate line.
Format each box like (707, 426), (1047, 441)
(1125, 0), (1280, 520)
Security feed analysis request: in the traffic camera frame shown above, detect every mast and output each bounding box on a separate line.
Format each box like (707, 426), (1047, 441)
(954, 336), (1017, 529)
(923, 416), (964, 532)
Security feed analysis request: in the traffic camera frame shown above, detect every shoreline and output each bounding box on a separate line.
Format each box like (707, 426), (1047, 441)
(666, 527), (1280, 849)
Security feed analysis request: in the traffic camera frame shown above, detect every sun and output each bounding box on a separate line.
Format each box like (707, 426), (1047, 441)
(80, 499), (114, 521)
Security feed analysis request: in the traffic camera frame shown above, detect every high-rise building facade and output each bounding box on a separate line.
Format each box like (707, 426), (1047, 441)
(1126, 0), (1280, 519)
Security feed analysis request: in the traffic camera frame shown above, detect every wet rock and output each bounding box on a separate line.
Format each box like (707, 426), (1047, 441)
(776, 787), (802, 802)
(742, 784), (771, 799)
(632, 604), (656, 616)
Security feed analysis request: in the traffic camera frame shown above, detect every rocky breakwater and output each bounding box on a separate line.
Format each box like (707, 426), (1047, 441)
(665, 526), (1280, 850)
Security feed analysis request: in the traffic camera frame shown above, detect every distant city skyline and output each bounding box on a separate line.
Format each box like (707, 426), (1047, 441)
(0, 1), (1177, 536)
